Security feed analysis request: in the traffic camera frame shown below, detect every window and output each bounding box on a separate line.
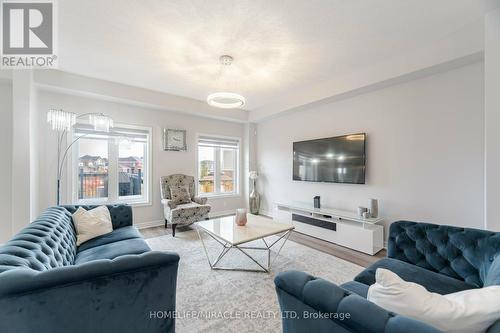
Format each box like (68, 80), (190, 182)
(197, 135), (240, 196)
(77, 137), (109, 200)
(73, 124), (152, 205)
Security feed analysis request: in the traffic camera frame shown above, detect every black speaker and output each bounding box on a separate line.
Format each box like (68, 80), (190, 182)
(313, 196), (321, 208)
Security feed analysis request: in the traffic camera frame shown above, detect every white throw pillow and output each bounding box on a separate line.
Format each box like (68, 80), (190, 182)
(72, 206), (113, 246)
(367, 268), (500, 333)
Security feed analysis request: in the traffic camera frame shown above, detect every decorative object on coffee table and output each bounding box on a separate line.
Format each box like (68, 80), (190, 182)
(235, 208), (247, 226)
(249, 171), (260, 214)
(369, 198), (379, 218)
(163, 128), (187, 151)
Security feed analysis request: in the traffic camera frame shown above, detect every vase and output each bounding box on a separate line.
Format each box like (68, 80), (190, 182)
(369, 199), (378, 218)
(357, 206), (368, 217)
(249, 179), (260, 215)
(235, 208), (247, 226)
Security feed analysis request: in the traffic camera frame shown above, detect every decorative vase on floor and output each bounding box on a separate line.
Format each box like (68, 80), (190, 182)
(249, 171), (260, 215)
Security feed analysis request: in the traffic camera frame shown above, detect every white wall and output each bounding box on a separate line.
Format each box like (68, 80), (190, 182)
(11, 71), (36, 234)
(0, 82), (13, 242)
(36, 90), (245, 227)
(485, 8), (500, 231)
(256, 62), (485, 235)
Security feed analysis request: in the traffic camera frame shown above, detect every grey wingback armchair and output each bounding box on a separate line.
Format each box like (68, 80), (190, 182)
(160, 174), (211, 236)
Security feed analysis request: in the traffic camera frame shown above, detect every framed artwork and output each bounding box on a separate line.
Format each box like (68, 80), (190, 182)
(163, 129), (187, 151)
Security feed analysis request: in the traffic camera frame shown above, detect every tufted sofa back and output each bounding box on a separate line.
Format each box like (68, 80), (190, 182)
(0, 205), (133, 275)
(61, 204), (133, 229)
(0, 207), (77, 274)
(388, 221), (500, 287)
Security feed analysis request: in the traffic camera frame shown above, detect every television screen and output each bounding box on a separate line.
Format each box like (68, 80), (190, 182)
(293, 133), (366, 184)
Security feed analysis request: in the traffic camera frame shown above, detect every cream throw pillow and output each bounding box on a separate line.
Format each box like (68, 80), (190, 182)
(72, 206), (113, 246)
(367, 268), (500, 333)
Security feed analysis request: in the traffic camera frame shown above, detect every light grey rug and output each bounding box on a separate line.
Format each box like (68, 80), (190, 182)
(146, 228), (363, 333)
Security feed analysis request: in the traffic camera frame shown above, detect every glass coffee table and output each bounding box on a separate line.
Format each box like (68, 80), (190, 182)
(196, 214), (294, 273)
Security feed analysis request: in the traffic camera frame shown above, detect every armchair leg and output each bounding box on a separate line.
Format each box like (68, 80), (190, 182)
(172, 224), (177, 237)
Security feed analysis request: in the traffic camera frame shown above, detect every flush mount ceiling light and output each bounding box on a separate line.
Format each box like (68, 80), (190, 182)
(206, 55), (246, 109)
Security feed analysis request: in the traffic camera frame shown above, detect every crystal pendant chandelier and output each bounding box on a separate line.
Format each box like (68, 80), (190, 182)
(89, 113), (114, 132)
(47, 109), (113, 132)
(47, 109), (76, 131)
(206, 55), (245, 109)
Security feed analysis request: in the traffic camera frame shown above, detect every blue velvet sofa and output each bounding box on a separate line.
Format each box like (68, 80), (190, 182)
(275, 221), (500, 333)
(0, 205), (180, 333)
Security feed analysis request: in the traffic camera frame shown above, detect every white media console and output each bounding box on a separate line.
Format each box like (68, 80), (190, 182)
(273, 202), (384, 255)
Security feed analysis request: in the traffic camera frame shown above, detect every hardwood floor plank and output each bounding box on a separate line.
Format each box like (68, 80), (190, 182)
(288, 231), (385, 267)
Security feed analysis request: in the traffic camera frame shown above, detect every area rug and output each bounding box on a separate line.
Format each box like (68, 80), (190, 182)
(146, 228), (363, 333)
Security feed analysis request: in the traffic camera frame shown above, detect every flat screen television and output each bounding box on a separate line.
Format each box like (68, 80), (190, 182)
(293, 133), (366, 184)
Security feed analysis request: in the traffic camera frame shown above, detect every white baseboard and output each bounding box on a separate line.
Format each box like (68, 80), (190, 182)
(209, 209), (236, 218)
(135, 220), (164, 229)
(135, 210), (238, 230)
(260, 210), (272, 218)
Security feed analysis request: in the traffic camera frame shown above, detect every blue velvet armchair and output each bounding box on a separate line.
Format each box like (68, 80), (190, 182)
(0, 205), (180, 333)
(275, 221), (500, 333)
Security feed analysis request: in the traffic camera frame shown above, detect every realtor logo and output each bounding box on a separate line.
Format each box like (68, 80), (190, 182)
(1, 0), (57, 68)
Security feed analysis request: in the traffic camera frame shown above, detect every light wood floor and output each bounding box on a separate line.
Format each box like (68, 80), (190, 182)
(139, 224), (385, 268)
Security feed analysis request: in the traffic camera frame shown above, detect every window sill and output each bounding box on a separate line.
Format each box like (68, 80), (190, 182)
(198, 193), (241, 199)
(74, 199), (152, 208)
(123, 201), (152, 208)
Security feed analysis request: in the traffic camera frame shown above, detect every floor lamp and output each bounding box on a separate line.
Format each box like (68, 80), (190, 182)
(47, 109), (114, 205)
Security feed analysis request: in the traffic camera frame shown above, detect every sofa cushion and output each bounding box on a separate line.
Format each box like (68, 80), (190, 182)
(75, 238), (151, 265)
(72, 206), (113, 246)
(170, 185), (192, 205)
(355, 258), (476, 295)
(368, 268), (500, 333)
(77, 226), (142, 252)
(341, 280), (369, 298)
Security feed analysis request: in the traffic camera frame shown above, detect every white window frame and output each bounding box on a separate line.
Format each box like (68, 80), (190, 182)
(196, 133), (241, 198)
(71, 123), (153, 207)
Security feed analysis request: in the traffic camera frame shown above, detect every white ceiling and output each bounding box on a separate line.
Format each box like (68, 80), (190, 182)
(58, 0), (498, 111)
